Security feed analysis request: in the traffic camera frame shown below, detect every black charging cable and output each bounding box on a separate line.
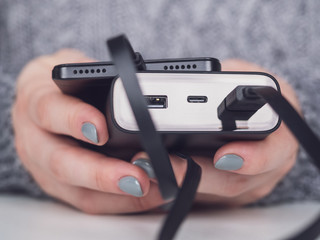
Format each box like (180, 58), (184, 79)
(107, 35), (201, 240)
(218, 86), (320, 170)
(219, 85), (320, 240)
(107, 36), (178, 200)
(106, 34), (320, 240)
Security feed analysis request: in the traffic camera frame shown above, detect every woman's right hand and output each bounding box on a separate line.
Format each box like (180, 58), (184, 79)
(12, 49), (164, 214)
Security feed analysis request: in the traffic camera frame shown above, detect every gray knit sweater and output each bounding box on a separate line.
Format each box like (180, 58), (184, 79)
(1, 0), (320, 204)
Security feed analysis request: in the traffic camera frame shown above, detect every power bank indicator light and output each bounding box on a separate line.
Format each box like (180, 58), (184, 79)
(144, 95), (168, 109)
(187, 96), (208, 103)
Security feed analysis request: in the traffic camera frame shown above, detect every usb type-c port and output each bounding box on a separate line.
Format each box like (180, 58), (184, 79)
(187, 96), (208, 103)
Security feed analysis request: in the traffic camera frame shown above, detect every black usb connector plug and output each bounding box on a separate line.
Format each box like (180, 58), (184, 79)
(218, 86), (267, 131)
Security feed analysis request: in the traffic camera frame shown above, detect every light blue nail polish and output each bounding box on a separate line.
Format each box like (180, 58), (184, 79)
(81, 122), (98, 144)
(215, 154), (244, 171)
(118, 176), (143, 197)
(133, 159), (156, 179)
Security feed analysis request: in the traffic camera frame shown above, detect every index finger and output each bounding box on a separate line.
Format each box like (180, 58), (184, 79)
(21, 49), (109, 145)
(29, 90), (109, 145)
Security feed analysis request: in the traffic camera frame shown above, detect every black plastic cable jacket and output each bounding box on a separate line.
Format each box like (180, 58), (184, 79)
(107, 35), (201, 240)
(107, 35), (178, 200)
(249, 86), (320, 240)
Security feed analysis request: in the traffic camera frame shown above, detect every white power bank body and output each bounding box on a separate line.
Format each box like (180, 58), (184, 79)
(112, 72), (279, 132)
(102, 72), (280, 159)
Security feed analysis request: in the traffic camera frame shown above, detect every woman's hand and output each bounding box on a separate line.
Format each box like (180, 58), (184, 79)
(12, 49), (165, 214)
(13, 52), (301, 213)
(133, 59), (301, 207)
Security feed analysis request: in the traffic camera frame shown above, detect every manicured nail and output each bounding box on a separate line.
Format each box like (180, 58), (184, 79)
(81, 122), (98, 144)
(133, 159), (156, 179)
(214, 154), (244, 171)
(118, 176), (143, 197)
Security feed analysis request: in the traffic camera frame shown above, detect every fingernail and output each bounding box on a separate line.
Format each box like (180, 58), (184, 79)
(133, 159), (156, 179)
(214, 154), (244, 171)
(118, 176), (143, 197)
(81, 122), (98, 144)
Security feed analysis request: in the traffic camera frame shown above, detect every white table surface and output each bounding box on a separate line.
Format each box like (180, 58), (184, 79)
(1, 194), (320, 240)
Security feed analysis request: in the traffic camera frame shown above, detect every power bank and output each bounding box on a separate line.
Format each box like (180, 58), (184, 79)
(102, 71), (281, 159)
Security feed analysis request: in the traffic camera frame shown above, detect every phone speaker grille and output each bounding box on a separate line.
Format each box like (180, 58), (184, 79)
(73, 68), (107, 75)
(163, 64), (197, 70)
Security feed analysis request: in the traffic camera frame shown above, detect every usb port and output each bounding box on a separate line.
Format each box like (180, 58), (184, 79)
(144, 95), (167, 109)
(187, 96), (208, 103)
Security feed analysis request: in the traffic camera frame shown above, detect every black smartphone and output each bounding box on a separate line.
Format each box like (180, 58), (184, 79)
(52, 57), (220, 94)
(52, 57), (221, 114)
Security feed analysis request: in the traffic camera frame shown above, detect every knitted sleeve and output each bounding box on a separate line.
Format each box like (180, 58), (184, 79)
(0, 67), (45, 197)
